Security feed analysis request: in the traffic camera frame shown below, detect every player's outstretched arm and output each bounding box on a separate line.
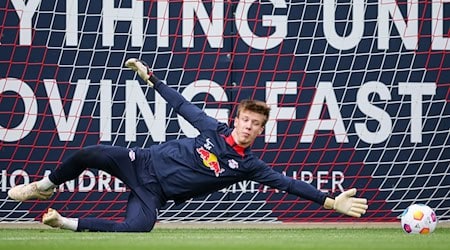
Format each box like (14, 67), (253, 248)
(251, 165), (368, 218)
(124, 58), (219, 131)
(323, 188), (368, 218)
(125, 58), (160, 87)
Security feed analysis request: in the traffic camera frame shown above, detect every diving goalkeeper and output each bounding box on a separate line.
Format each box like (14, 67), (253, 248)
(8, 59), (368, 232)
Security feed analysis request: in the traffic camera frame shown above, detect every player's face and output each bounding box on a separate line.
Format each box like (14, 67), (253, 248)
(232, 110), (266, 148)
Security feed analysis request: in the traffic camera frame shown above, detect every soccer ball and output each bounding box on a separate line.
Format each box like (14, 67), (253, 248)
(400, 204), (437, 234)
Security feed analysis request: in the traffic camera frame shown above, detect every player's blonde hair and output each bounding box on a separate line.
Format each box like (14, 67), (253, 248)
(236, 99), (271, 126)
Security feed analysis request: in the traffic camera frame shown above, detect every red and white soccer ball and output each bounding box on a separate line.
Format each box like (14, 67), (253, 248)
(401, 204), (437, 234)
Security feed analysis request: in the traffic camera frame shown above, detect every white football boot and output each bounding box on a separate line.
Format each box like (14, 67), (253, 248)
(8, 182), (53, 201)
(125, 58), (154, 87)
(42, 208), (63, 228)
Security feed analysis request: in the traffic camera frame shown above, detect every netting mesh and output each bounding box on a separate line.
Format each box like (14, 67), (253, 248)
(0, 0), (449, 223)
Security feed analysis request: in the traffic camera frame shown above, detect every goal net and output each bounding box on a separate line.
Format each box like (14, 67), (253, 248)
(1, 0), (449, 224)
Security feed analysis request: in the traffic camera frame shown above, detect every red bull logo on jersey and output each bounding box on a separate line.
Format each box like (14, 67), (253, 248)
(196, 147), (224, 177)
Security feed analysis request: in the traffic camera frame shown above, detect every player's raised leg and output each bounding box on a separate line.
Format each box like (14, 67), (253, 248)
(8, 145), (132, 202)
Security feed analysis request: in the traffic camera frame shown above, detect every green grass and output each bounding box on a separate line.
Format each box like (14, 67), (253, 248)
(0, 228), (449, 250)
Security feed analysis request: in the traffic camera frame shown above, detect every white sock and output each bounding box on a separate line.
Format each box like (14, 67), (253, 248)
(36, 177), (56, 191)
(60, 217), (79, 231)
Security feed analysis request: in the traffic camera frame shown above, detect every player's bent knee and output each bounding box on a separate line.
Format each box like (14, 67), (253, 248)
(132, 224), (154, 233)
(113, 221), (154, 232)
(131, 218), (155, 232)
(114, 213), (156, 232)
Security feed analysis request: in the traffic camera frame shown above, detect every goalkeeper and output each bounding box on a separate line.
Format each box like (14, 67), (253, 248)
(8, 58), (368, 232)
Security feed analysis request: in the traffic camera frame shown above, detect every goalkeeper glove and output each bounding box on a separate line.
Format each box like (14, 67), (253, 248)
(125, 58), (159, 87)
(323, 188), (368, 218)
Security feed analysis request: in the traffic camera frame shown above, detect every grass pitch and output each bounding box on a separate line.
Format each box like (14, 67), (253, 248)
(1, 227), (449, 250)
